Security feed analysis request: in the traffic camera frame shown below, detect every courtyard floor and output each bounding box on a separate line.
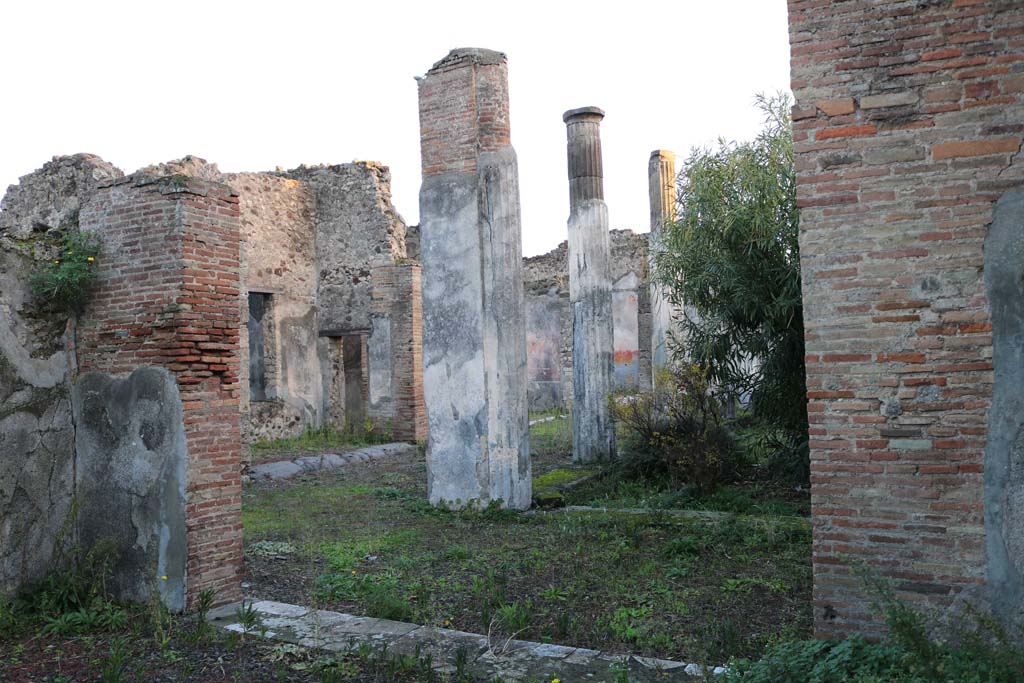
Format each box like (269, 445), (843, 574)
(1, 418), (811, 681)
(243, 418), (812, 667)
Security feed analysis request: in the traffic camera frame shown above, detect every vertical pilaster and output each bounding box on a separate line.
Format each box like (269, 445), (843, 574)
(565, 107), (615, 463)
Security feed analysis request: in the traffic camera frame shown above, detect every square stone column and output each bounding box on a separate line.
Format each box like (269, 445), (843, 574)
(416, 49), (530, 509)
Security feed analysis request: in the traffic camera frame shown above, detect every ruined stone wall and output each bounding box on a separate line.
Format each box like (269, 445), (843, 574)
(522, 229), (651, 411)
(77, 172), (243, 607)
(224, 173), (321, 446)
(286, 163), (407, 336)
(0, 155), (122, 598)
(789, 0), (1024, 637)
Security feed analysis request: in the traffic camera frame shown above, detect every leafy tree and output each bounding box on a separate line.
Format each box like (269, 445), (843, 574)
(652, 94), (807, 463)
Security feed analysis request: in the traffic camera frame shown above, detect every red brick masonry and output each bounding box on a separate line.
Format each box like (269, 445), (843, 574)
(788, 0), (1024, 637)
(78, 173), (243, 607)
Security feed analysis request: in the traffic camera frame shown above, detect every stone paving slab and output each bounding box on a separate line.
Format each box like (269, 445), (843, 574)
(528, 414), (567, 427)
(246, 442), (417, 481)
(210, 600), (725, 681)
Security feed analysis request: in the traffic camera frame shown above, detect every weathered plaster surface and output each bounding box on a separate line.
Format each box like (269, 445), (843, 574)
(419, 159), (531, 508)
(420, 171), (489, 506)
(74, 368), (187, 610)
(984, 187), (1024, 623)
(612, 272), (641, 388)
(568, 201), (616, 463)
(523, 230), (651, 412)
(0, 155), (122, 598)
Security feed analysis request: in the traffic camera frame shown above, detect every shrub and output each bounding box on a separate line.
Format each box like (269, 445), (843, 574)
(609, 364), (740, 495)
(652, 94), (807, 453)
(30, 230), (103, 316)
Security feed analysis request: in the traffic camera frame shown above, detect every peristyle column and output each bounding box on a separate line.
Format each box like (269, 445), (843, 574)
(648, 149), (676, 373)
(564, 106), (615, 463)
(416, 49), (530, 509)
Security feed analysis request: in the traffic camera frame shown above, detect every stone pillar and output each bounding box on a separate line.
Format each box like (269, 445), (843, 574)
(648, 150), (676, 373)
(416, 48), (530, 509)
(564, 107), (615, 463)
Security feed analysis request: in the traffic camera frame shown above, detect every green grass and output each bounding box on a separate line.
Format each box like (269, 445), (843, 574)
(528, 414), (572, 457)
(564, 471), (809, 517)
(533, 468), (593, 492)
(249, 425), (391, 460)
(243, 451), (812, 665)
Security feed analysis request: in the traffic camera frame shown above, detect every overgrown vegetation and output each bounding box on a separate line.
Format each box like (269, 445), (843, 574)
(1, 546), (486, 681)
(652, 93), (808, 481)
(243, 445), (812, 664)
(726, 590), (1024, 683)
(29, 229), (103, 316)
(609, 364), (738, 495)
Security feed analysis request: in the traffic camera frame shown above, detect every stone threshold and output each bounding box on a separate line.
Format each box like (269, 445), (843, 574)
(246, 442), (417, 482)
(209, 600), (725, 682)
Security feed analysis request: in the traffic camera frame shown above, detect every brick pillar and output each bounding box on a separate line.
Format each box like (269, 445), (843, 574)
(78, 172), (243, 607)
(369, 262), (427, 442)
(788, 1), (1024, 637)
(417, 48), (530, 509)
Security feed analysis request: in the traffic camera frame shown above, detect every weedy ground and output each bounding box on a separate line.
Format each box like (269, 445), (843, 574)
(1, 417), (811, 681)
(244, 416), (812, 665)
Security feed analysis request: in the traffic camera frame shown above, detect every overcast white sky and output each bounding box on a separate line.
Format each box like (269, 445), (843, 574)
(0, 1), (791, 256)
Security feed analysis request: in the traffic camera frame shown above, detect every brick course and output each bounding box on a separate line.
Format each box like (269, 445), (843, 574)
(789, 0), (1024, 637)
(78, 173), (243, 607)
(418, 49), (511, 177)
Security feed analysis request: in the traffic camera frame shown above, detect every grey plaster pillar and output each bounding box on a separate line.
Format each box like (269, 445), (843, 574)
(417, 49), (530, 509)
(648, 150), (677, 373)
(564, 106), (615, 463)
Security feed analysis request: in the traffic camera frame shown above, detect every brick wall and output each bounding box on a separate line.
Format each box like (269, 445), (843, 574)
(418, 49), (511, 177)
(78, 173), (243, 607)
(788, 0), (1024, 637)
(369, 263), (427, 442)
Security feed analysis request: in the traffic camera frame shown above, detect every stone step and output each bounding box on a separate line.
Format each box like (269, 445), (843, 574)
(209, 599), (725, 682)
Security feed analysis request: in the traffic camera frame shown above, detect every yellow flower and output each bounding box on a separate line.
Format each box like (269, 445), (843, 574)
(553, 679), (560, 683)
(351, 570), (357, 575)
(53, 259), (60, 264)
(161, 575), (168, 580)
(87, 256), (95, 262)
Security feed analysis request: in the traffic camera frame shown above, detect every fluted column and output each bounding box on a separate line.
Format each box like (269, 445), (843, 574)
(648, 150), (677, 372)
(564, 107), (615, 462)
